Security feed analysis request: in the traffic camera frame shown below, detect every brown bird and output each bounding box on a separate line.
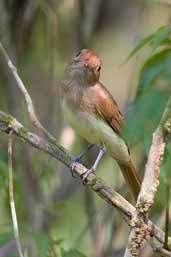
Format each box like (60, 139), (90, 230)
(60, 49), (141, 200)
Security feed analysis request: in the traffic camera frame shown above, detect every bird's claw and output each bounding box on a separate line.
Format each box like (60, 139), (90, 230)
(81, 168), (96, 184)
(70, 161), (79, 178)
(70, 160), (96, 183)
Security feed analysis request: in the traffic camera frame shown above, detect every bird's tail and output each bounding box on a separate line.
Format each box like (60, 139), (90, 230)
(118, 160), (141, 200)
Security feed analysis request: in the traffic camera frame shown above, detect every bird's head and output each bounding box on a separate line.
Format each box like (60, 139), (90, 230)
(70, 49), (102, 84)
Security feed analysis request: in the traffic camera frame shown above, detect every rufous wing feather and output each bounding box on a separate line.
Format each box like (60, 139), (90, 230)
(93, 83), (141, 199)
(94, 83), (123, 134)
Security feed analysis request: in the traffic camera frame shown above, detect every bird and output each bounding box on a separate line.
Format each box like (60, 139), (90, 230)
(60, 49), (141, 200)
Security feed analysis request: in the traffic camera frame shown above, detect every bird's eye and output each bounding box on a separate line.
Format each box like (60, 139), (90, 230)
(96, 66), (101, 72)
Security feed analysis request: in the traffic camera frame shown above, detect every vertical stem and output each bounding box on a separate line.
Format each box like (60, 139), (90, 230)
(8, 132), (25, 257)
(164, 182), (170, 250)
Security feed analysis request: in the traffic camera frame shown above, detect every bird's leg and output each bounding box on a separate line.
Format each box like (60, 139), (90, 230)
(74, 144), (94, 162)
(81, 146), (106, 182)
(70, 144), (94, 177)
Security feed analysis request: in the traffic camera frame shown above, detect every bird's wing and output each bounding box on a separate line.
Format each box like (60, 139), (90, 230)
(94, 83), (123, 134)
(81, 83), (123, 134)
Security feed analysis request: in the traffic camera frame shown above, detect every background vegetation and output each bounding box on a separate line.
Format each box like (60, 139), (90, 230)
(0, 0), (171, 256)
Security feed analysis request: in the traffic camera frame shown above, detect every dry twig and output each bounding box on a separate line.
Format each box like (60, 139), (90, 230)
(124, 97), (171, 256)
(8, 131), (24, 257)
(0, 42), (57, 145)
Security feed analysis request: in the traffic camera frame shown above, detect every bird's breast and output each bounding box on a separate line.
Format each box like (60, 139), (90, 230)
(62, 99), (130, 164)
(62, 99), (102, 144)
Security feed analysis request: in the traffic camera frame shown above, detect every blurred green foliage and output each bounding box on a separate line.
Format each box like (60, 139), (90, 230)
(123, 23), (171, 218)
(60, 247), (87, 257)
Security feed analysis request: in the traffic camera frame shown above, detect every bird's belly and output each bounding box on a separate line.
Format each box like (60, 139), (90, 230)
(62, 100), (130, 164)
(63, 101), (101, 144)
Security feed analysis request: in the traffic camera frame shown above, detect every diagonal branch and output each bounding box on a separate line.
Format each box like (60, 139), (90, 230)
(0, 110), (171, 256)
(124, 96), (171, 257)
(0, 42), (57, 145)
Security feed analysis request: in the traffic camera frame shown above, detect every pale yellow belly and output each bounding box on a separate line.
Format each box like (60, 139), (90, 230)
(63, 100), (102, 145)
(62, 100), (130, 164)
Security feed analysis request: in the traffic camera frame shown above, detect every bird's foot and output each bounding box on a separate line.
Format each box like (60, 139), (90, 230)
(81, 167), (96, 184)
(70, 145), (94, 177)
(70, 160), (80, 178)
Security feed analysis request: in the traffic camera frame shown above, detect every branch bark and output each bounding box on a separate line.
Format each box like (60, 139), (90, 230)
(124, 97), (171, 257)
(0, 110), (171, 255)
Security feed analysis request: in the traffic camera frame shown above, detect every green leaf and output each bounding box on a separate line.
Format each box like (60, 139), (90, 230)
(151, 148), (171, 214)
(160, 147), (171, 180)
(0, 159), (8, 176)
(34, 233), (64, 257)
(0, 159), (8, 188)
(124, 34), (154, 63)
(34, 233), (53, 257)
(124, 25), (171, 64)
(137, 48), (171, 96)
(122, 87), (168, 145)
(60, 247), (87, 257)
(160, 38), (171, 46)
(0, 233), (13, 247)
(151, 25), (171, 49)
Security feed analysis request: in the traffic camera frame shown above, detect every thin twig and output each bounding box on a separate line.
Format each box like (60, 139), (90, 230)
(8, 131), (24, 257)
(0, 42), (57, 145)
(0, 110), (171, 256)
(124, 97), (171, 256)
